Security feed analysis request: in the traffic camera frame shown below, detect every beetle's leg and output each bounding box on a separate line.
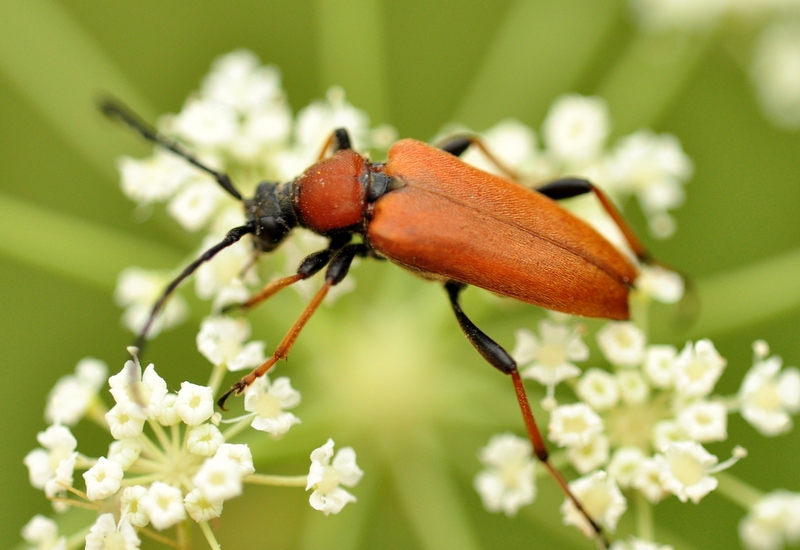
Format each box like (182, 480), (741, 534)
(135, 225), (254, 352)
(100, 98), (243, 201)
(444, 281), (608, 548)
(223, 234), (352, 314)
(217, 243), (366, 409)
(437, 136), (520, 181)
(315, 128), (353, 160)
(537, 177), (650, 263)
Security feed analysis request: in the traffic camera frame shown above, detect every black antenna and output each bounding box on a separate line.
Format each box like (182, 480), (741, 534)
(99, 97), (244, 201)
(134, 224), (254, 352)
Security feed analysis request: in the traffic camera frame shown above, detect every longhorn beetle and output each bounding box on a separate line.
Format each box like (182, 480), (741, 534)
(102, 98), (655, 547)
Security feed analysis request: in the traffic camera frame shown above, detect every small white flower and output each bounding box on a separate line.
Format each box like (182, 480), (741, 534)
(168, 180), (226, 232)
(607, 447), (646, 489)
(235, 106), (293, 160)
(201, 49), (284, 114)
(543, 95), (610, 165)
(306, 439), (363, 515)
(244, 375), (302, 435)
(85, 514), (140, 550)
(108, 438), (142, 469)
(643, 345), (678, 389)
(194, 236), (258, 301)
(636, 265), (685, 303)
(610, 537), (674, 550)
(187, 424), (225, 456)
(184, 488), (224, 523)
(739, 355), (800, 436)
(515, 321), (587, 401)
(561, 471), (626, 536)
(170, 98), (239, 148)
(21, 514), (66, 550)
(677, 400), (728, 442)
(196, 316), (266, 372)
(605, 130), (692, 237)
(597, 322), (646, 367)
(117, 149), (195, 205)
(193, 456), (244, 503)
(108, 361), (168, 417)
(656, 441), (719, 503)
(295, 87), (371, 155)
(567, 434), (610, 474)
(120, 485), (149, 527)
(473, 433), (536, 516)
(115, 267), (188, 338)
(215, 443), (256, 477)
(84, 457), (124, 501)
(155, 393), (181, 426)
(672, 339), (726, 398)
(651, 420), (687, 451)
(576, 368), (620, 411)
(460, 119), (539, 176)
(142, 481), (186, 530)
(174, 382), (214, 426)
(212, 279), (252, 311)
(617, 370), (651, 404)
(24, 424), (77, 496)
(105, 401), (147, 439)
(739, 490), (800, 550)
(633, 457), (668, 503)
(45, 357), (107, 425)
(549, 403), (604, 447)
(751, 21), (800, 129)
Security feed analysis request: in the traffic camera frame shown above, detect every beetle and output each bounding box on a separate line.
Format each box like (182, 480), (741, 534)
(102, 98), (653, 547)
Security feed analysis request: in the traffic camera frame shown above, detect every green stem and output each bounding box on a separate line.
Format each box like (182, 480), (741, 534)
(715, 471), (764, 510)
(199, 521), (221, 550)
(148, 419), (173, 454)
(121, 473), (165, 486)
(635, 490), (654, 542)
(137, 431), (168, 463)
(245, 474), (308, 487)
(207, 363), (228, 394)
(221, 416), (253, 442)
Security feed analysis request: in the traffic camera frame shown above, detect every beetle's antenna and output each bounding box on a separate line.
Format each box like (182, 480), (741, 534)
(135, 224), (254, 353)
(99, 97), (244, 201)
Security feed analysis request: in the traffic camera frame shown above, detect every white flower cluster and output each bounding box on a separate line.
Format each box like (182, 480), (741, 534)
(454, 95), (693, 239)
(475, 320), (800, 547)
(23, 351), (361, 549)
(630, 0), (800, 129)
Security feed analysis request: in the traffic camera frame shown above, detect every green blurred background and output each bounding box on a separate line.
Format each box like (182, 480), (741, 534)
(2, 0), (800, 548)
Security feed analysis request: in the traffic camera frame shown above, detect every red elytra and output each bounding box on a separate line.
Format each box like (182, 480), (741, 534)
(369, 139), (637, 319)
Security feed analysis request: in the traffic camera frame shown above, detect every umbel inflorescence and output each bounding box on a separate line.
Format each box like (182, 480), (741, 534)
(22, 50), (800, 550)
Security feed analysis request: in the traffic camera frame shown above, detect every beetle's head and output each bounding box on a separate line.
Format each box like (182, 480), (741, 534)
(244, 181), (297, 252)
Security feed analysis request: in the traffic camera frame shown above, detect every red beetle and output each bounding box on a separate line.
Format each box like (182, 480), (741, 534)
(103, 100), (651, 547)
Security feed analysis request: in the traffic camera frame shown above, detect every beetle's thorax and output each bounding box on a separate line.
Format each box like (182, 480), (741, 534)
(245, 149), (402, 252)
(291, 149), (399, 236)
